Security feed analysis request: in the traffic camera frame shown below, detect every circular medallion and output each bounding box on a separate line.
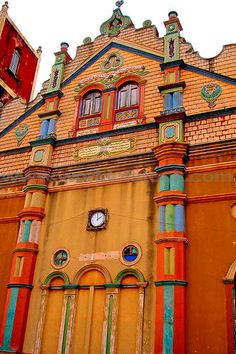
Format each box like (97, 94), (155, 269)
(120, 243), (141, 265)
(52, 249), (69, 268)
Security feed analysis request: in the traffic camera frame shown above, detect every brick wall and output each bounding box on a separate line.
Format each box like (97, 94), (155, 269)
(185, 115), (236, 145)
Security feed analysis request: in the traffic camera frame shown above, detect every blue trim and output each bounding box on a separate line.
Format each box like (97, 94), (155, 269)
(7, 283), (33, 289)
(62, 43), (114, 88)
(62, 42), (163, 88)
(0, 100), (44, 138)
(0, 146), (31, 156)
(54, 122), (157, 146)
(186, 106), (236, 122)
(183, 63), (236, 86)
(155, 280), (188, 286)
(2, 40), (236, 141)
(155, 164), (186, 174)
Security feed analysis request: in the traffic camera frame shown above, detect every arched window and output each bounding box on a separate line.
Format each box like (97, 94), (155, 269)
(117, 81), (139, 109)
(114, 81), (140, 126)
(80, 90), (102, 116)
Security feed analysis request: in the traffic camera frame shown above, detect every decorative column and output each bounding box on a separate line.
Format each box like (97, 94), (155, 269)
(0, 43), (71, 353)
(153, 11), (188, 354)
(0, 166), (51, 353)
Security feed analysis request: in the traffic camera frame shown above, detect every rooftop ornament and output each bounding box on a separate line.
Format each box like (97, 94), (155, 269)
(100, 0), (134, 37)
(115, 0), (124, 8)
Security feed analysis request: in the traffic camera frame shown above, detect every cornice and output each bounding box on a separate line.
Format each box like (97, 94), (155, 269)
(186, 107), (236, 123)
(187, 139), (236, 160)
(154, 192), (187, 205)
(187, 192), (236, 204)
(0, 216), (19, 224)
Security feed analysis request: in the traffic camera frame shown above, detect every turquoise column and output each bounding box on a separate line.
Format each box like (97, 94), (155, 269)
(0, 288), (19, 351)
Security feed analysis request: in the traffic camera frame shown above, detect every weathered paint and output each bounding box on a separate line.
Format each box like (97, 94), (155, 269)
(159, 205), (166, 232)
(106, 295), (113, 354)
(160, 174), (170, 191)
(163, 285), (174, 354)
(22, 220), (32, 242)
(165, 204), (175, 232)
(61, 296), (71, 354)
(170, 174), (184, 191)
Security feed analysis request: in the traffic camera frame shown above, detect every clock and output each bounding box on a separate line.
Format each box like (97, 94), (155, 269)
(87, 208), (109, 230)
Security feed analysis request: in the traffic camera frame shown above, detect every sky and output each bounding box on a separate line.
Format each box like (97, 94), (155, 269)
(6, 0), (236, 97)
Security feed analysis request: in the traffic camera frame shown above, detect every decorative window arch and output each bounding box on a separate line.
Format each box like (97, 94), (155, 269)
(34, 271), (71, 354)
(116, 81), (139, 109)
(80, 90), (102, 116)
(75, 87), (104, 134)
(114, 77), (146, 128)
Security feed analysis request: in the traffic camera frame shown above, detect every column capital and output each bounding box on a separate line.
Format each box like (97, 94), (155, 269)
(153, 142), (188, 165)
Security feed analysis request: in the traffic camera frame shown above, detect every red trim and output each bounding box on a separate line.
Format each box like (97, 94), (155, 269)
(0, 290), (11, 346)
(11, 288), (32, 352)
(173, 285), (186, 354)
(76, 83), (106, 97)
(114, 74), (146, 88)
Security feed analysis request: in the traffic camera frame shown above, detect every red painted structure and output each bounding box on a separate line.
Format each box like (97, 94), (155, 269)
(0, 2), (40, 107)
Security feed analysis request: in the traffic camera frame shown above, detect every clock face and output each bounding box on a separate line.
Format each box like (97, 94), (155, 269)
(90, 211), (106, 227)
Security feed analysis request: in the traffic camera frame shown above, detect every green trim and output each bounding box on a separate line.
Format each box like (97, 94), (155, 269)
(30, 137), (56, 147)
(23, 184), (48, 193)
(100, 8), (134, 37)
(63, 284), (79, 289)
(61, 297), (71, 354)
(106, 296), (113, 354)
(154, 280), (188, 287)
(114, 268), (145, 284)
(43, 271), (70, 285)
(13, 248), (38, 254)
(104, 283), (121, 288)
(78, 285), (106, 289)
(160, 87), (183, 94)
(50, 286), (64, 290)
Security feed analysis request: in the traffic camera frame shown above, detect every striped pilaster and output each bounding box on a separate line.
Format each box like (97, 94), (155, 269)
(0, 167), (51, 353)
(153, 142), (188, 354)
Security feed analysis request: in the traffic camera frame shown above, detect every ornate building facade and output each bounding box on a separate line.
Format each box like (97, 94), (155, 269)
(0, 2), (235, 353)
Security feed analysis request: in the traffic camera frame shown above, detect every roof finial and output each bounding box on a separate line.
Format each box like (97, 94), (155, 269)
(115, 0), (124, 9)
(1, 1), (9, 14)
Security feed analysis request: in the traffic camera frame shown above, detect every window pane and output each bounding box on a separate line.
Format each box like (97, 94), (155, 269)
(173, 92), (183, 108)
(130, 86), (139, 106)
(81, 91), (102, 116)
(9, 50), (20, 75)
(119, 89), (127, 108)
(117, 83), (139, 109)
(82, 98), (92, 115)
(93, 94), (102, 113)
(164, 94), (172, 110)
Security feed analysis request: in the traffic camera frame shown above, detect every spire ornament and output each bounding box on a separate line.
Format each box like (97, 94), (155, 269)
(100, 1), (134, 37)
(115, 0), (124, 8)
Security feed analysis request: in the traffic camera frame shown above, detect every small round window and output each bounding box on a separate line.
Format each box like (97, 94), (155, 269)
(52, 249), (69, 268)
(121, 243), (141, 265)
